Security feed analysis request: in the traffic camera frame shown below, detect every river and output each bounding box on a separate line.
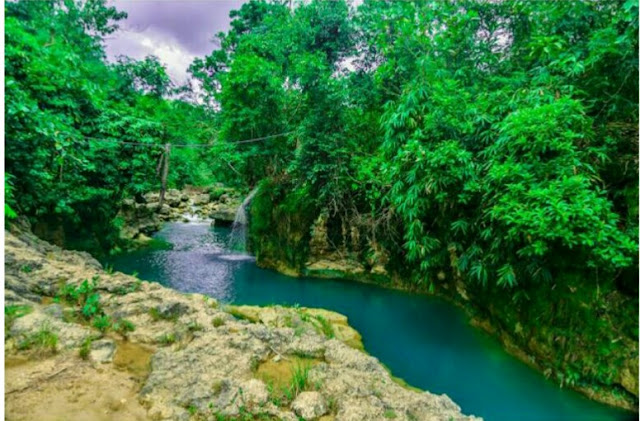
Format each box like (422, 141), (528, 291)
(107, 222), (635, 421)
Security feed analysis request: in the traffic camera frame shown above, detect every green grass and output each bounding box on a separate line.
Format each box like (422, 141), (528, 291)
(187, 320), (204, 332)
(92, 314), (112, 332)
(18, 323), (58, 355)
(212, 316), (226, 327)
(287, 362), (311, 400)
(226, 306), (259, 323)
(5, 304), (32, 333)
(158, 332), (177, 345)
(79, 336), (94, 360)
(149, 307), (180, 322)
(113, 319), (136, 337)
(313, 314), (335, 339)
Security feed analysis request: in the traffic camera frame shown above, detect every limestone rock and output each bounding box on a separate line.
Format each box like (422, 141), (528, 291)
(4, 227), (479, 421)
(90, 339), (116, 364)
(240, 379), (269, 406)
(292, 391), (328, 420)
(193, 194), (210, 205)
(10, 310), (92, 350)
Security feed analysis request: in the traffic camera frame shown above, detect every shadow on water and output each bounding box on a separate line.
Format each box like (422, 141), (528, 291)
(106, 222), (637, 421)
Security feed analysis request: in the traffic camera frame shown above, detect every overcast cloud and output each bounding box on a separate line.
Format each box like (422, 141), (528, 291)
(104, 1), (245, 85)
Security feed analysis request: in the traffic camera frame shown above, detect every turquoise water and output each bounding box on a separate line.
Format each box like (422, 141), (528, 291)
(107, 223), (636, 421)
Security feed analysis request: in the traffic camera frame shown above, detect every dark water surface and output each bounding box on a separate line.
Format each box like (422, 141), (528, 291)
(107, 223), (636, 421)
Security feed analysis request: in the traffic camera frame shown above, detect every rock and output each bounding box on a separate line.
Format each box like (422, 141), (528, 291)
(210, 208), (237, 224)
(144, 192), (160, 203)
(159, 204), (172, 215)
(89, 339), (116, 364)
(136, 233), (153, 245)
(240, 379), (269, 406)
(305, 258), (366, 279)
(292, 391), (327, 420)
(122, 198), (135, 209)
(620, 357), (639, 397)
(10, 310), (92, 350)
(155, 301), (191, 319)
(4, 227), (479, 421)
(42, 304), (65, 320)
(193, 194), (210, 205)
(165, 196), (182, 207)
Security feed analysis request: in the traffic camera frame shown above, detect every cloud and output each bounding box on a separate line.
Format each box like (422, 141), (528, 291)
(104, 0), (245, 85)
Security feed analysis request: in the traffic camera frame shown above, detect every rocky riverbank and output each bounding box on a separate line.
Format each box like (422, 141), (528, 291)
(4, 222), (479, 421)
(118, 185), (242, 248)
(251, 210), (639, 413)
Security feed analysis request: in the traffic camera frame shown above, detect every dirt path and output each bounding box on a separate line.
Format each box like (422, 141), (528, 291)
(5, 351), (150, 421)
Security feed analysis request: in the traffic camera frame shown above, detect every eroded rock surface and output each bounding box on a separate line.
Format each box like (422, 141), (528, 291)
(5, 226), (479, 421)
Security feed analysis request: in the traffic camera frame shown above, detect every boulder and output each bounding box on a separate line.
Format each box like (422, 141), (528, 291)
(90, 339), (116, 364)
(193, 194), (210, 205)
(292, 391), (327, 420)
(144, 192), (160, 203)
(239, 379), (269, 406)
(210, 208), (237, 224)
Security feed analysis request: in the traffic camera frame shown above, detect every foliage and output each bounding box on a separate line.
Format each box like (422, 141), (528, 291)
(5, 0), (221, 255)
(112, 318), (136, 337)
(4, 174), (18, 220)
(199, 0), (638, 293)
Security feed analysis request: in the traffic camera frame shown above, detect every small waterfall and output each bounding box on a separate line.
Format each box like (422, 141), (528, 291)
(228, 187), (259, 252)
(179, 202), (206, 223)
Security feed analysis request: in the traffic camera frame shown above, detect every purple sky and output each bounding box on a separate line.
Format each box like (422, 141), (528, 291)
(105, 1), (246, 84)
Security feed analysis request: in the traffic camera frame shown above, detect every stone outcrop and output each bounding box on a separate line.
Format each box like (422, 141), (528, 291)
(5, 225), (479, 421)
(118, 185), (242, 247)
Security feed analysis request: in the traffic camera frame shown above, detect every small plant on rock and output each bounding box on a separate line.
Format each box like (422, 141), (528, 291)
(79, 336), (94, 360)
(212, 316), (225, 327)
(5, 304), (32, 335)
(92, 314), (112, 333)
(113, 319), (136, 337)
(158, 332), (176, 345)
(18, 323), (58, 356)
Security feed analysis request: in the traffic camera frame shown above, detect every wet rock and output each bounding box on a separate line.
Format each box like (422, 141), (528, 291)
(210, 208), (237, 223)
(292, 391), (327, 419)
